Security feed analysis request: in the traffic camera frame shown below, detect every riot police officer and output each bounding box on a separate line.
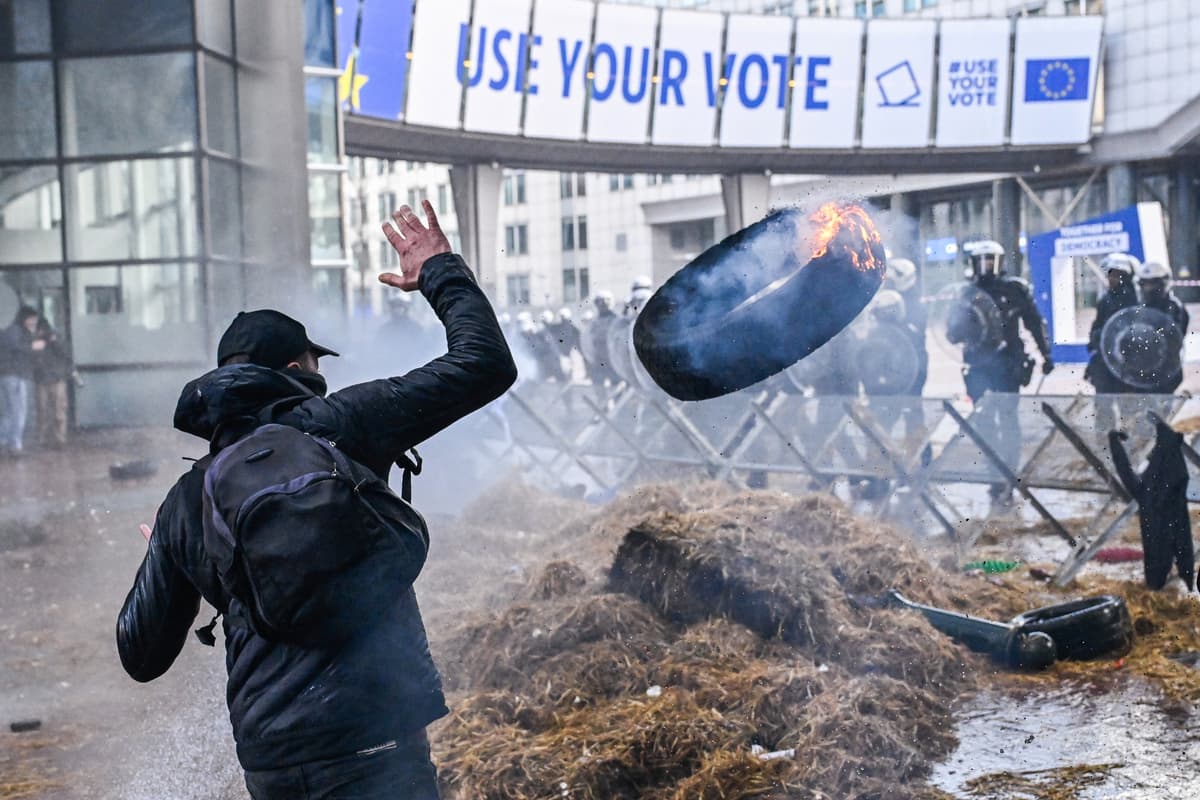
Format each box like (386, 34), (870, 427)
(1085, 253), (1140, 429)
(583, 291), (620, 389)
(624, 275), (653, 317)
(884, 256), (928, 397)
(1134, 261), (1188, 393)
(948, 240), (1053, 507)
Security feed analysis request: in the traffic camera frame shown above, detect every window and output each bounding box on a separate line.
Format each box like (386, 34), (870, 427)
(615, 233), (628, 252)
(562, 267), (590, 303)
(0, 166), (62, 262)
(623, 174), (634, 189)
(576, 173), (587, 197)
(855, 1), (867, 17)
(378, 192), (396, 222)
(609, 174), (620, 192)
(406, 187), (426, 209)
(505, 224), (528, 256)
(60, 53), (197, 157)
(85, 286), (122, 315)
(560, 173), (574, 199)
(503, 173), (527, 205)
(872, 0), (885, 14)
(562, 216), (586, 251)
(922, 0), (937, 6)
(64, 158), (198, 261)
(303, 0), (335, 67)
(561, 217), (575, 251)
(378, 239), (398, 269)
(0, 62), (56, 159)
(506, 274), (530, 305)
(669, 226), (687, 251)
(375, 159), (387, 176)
(562, 268), (577, 303)
(903, 0), (917, 10)
(436, 184), (449, 215)
(55, 0), (193, 53)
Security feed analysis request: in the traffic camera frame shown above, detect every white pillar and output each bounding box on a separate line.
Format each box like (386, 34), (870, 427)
(449, 163), (503, 299)
(721, 173), (772, 234)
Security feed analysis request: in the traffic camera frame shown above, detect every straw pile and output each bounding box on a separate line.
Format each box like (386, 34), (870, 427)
(0, 733), (61, 800)
(432, 486), (996, 799)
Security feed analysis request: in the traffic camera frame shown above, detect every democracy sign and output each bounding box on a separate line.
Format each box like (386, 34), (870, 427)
(354, 0), (1105, 151)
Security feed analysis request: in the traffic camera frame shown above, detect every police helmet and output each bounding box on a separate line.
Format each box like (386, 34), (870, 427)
(1099, 252), (1139, 276)
(594, 291), (615, 310)
(631, 275), (653, 292)
(964, 240), (1005, 278)
(558, 307), (573, 322)
(1136, 261), (1172, 283)
(540, 309), (557, 326)
(870, 289), (907, 323)
(885, 258), (918, 292)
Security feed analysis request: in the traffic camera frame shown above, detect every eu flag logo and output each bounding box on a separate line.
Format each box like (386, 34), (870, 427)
(1024, 58), (1090, 102)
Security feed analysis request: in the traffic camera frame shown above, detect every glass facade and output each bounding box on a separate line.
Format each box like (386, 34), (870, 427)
(304, 0), (349, 319)
(0, 0), (251, 425)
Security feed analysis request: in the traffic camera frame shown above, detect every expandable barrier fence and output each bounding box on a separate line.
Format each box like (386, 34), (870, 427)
(470, 380), (1198, 586)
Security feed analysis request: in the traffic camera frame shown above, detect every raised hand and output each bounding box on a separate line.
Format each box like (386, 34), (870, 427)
(379, 200), (452, 292)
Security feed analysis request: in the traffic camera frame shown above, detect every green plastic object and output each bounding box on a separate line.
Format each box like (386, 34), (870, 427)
(963, 560), (1022, 574)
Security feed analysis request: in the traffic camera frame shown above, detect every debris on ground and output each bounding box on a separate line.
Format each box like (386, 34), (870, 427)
(432, 488), (1002, 799)
(0, 732), (62, 799)
(961, 763), (1120, 799)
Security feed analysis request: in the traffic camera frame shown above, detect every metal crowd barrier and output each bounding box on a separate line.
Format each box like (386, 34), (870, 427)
(473, 380), (1194, 586)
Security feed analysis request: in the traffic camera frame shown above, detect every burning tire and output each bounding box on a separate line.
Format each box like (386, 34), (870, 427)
(633, 203), (886, 401)
(1010, 595), (1133, 661)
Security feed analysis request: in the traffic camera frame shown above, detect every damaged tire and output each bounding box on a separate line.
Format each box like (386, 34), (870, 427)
(1010, 595), (1133, 661)
(633, 206), (884, 401)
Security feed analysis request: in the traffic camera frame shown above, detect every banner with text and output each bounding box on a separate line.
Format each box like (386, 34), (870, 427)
(383, 1), (1105, 151)
(935, 19), (1010, 147)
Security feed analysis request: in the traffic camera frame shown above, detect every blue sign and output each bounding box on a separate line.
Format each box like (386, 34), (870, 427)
(875, 60), (921, 107)
(1028, 204), (1149, 363)
(1024, 58), (1090, 103)
(337, 0), (414, 119)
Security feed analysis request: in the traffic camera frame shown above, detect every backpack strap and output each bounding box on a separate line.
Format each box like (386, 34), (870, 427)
(396, 447), (422, 503)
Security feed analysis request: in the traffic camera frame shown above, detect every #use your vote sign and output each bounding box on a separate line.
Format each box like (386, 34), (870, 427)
(399, 1), (1103, 150)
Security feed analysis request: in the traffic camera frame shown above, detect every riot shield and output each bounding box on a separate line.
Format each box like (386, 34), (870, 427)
(581, 314), (614, 372)
(1100, 306), (1183, 390)
(932, 283), (1004, 357)
(606, 315), (658, 393)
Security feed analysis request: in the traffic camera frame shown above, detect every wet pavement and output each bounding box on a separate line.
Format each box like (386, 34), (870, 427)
(933, 681), (1200, 799)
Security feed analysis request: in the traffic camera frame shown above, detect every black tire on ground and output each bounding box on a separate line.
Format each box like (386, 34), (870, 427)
(109, 459), (158, 481)
(1010, 595), (1134, 661)
(633, 208), (885, 401)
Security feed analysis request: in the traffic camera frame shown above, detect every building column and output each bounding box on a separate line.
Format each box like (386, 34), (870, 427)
(1169, 159), (1197, 278)
(1106, 163), (1136, 211)
(888, 192), (921, 262)
(991, 178), (1022, 274)
(449, 163), (502, 299)
(721, 173), (772, 233)
(233, 0), (311, 312)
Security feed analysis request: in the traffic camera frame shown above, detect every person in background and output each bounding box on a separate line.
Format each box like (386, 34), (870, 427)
(0, 307), (46, 457)
(32, 316), (74, 449)
(948, 240), (1053, 509)
(1085, 253), (1141, 431)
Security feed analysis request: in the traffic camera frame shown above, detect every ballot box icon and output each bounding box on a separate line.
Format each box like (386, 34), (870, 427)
(876, 60), (921, 107)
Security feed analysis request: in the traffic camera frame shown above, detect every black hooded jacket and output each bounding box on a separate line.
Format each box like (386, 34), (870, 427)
(1110, 423), (1195, 592)
(115, 254), (517, 770)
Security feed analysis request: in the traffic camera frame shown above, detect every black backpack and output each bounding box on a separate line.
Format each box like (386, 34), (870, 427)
(199, 423), (428, 648)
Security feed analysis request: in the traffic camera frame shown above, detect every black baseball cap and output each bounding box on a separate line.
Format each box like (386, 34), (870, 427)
(217, 309), (339, 369)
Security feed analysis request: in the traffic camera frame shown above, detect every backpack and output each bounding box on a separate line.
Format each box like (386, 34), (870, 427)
(199, 423), (429, 648)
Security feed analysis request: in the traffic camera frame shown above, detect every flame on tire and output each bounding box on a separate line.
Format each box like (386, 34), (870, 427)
(806, 202), (886, 274)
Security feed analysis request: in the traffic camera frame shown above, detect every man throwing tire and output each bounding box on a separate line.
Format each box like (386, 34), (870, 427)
(116, 201), (516, 799)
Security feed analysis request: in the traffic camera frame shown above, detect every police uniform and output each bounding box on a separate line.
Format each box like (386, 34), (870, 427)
(949, 268), (1052, 503)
